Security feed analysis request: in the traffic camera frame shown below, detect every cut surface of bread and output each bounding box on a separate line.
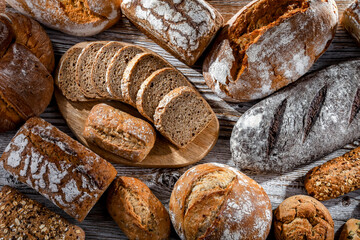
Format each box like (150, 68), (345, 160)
(121, 52), (170, 106)
(154, 86), (214, 148)
(91, 41), (125, 98)
(106, 45), (145, 100)
(136, 67), (193, 122)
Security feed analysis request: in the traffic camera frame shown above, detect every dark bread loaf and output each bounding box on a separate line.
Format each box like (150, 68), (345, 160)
(0, 117), (117, 222)
(169, 163), (272, 240)
(203, 0), (338, 102)
(339, 219), (360, 240)
(0, 186), (85, 239)
(304, 146), (360, 201)
(107, 176), (171, 240)
(231, 60), (360, 173)
(274, 195), (334, 240)
(342, 0), (360, 44)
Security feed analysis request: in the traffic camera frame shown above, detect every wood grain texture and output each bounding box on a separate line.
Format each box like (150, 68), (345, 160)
(1, 0), (360, 239)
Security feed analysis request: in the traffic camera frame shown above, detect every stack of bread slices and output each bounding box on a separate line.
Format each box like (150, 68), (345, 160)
(55, 41), (215, 148)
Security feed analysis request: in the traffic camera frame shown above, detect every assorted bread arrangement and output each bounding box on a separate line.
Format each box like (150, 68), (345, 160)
(0, 0), (359, 239)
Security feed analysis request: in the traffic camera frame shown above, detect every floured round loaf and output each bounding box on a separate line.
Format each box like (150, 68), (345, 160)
(342, 0), (360, 44)
(203, 0), (338, 102)
(169, 163), (272, 240)
(7, 0), (122, 36)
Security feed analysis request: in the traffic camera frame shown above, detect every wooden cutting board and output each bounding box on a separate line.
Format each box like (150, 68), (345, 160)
(54, 90), (219, 168)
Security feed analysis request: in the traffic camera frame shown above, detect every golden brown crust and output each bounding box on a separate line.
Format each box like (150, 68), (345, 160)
(107, 176), (171, 240)
(274, 195), (334, 240)
(342, 0), (360, 44)
(339, 219), (360, 240)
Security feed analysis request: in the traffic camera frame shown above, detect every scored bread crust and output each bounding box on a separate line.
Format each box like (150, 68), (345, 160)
(6, 0), (122, 37)
(169, 163), (272, 240)
(342, 0), (360, 44)
(203, 0), (338, 102)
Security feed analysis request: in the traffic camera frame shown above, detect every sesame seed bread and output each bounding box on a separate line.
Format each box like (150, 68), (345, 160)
(121, 52), (170, 106)
(0, 117), (117, 222)
(154, 86), (215, 148)
(106, 45), (145, 100)
(83, 104), (156, 162)
(91, 41), (126, 98)
(136, 67), (193, 122)
(0, 186), (85, 239)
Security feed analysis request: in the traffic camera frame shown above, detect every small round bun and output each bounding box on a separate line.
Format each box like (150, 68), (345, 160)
(274, 195), (334, 240)
(169, 163), (272, 240)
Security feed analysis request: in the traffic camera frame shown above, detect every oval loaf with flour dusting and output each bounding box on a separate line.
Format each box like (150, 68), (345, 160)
(203, 0), (338, 102)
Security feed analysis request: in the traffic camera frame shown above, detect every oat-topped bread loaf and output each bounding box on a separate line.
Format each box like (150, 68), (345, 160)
(170, 163), (272, 240)
(107, 177), (171, 240)
(83, 104), (156, 162)
(203, 0), (338, 102)
(339, 219), (360, 240)
(121, 0), (224, 66)
(231, 60), (360, 173)
(154, 86), (215, 148)
(342, 0), (360, 44)
(0, 117), (117, 222)
(0, 11), (54, 132)
(0, 186), (85, 239)
(6, 0), (122, 36)
(274, 195), (334, 240)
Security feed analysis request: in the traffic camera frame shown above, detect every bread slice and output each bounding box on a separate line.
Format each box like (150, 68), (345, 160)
(91, 41), (125, 98)
(121, 52), (170, 106)
(76, 41), (108, 98)
(136, 67), (193, 122)
(106, 45), (145, 100)
(55, 42), (90, 101)
(154, 86), (214, 148)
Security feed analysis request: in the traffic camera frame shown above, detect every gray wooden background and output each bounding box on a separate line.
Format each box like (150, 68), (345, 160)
(1, 0), (360, 239)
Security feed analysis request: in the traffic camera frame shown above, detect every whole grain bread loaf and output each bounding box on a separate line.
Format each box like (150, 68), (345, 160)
(339, 219), (360, 240)
(203, 0), (338, 102)
(342, 0), (360, 44)
(107, 177), (171, 240)
(83, 104), (156, 162)
(121, 0), (224, 66)
(0, 186), (85, 239)
(0, 117), (117, 222)
(169, 163), (272, 240)
(231, 60), (360, 173)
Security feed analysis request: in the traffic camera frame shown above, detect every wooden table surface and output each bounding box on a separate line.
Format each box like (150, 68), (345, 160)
(1, 1), (360, 239)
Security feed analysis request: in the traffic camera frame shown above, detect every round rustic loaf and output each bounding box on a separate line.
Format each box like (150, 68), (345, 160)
(203, 0), (338, 102)
(169, 163), (272, 240)
(6, 0), (121, 36)
(274, 195), (334, 240)
(0, 11), (54, 132)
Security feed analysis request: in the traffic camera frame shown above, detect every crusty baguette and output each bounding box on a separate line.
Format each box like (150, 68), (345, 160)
(0, 186), (85, 239)
(0, 117), (117, 222)
(342, 0), (360, 44)
(230, 60), (360, 173)
(304, 146), (360, 201)
(203, 0), (338, 102)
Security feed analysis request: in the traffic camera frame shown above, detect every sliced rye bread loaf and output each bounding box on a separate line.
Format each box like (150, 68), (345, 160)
(106, 45), (145, 100)
(91, 41), (126, 98)
(136, 67), (193, 122)
(154, 86), (215, 148)
(76, 41), (108, 99)
(121, 52), (170, 106)
(55, 42), (90, 102)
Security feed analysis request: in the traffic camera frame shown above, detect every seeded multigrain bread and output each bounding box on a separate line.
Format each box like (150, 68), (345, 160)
(0, 186), (85, 239)
(304, 146), (360, 201)
(136, 67), (193, 122)
(91, 41), (125, 98)
(339, 219), (360, 240)
(169, 163), (272, 240)
(0, 117), (117, 222)
(342, 0), (360, 44)
(107, 177), (171, 240)
(154, 86), (214, 148)
(121, 0), (223, 66)
(83, 104), (156, 162)
(121, 52), (170, 106)
(55, 42), (91, 102)
(274, 195), (334, 240)
(106, 45), (145, 100)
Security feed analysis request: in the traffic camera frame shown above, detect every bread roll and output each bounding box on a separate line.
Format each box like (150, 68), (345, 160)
(6, 0), (121, 36)
(339, 219), (360, 240)
(169, 163), (272, 240)
(342, 0), (360, 44)
(203, 0), (338, 102)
